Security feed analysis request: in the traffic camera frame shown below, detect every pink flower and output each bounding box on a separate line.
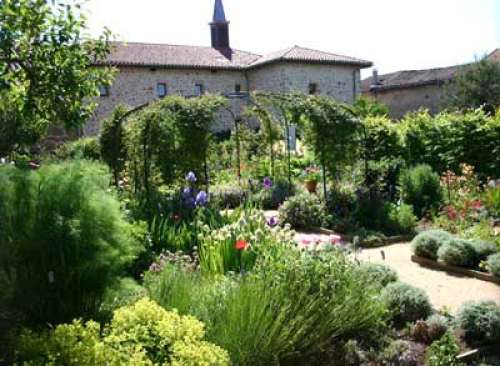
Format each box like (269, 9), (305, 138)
(329, 234), (342, 245)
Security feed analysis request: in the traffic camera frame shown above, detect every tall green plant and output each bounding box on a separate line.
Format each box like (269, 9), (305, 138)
(0, 161), (141, 324)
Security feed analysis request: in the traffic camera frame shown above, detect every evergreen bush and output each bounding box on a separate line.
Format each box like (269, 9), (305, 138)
(437, 239), (476, 267)
(381, 282), (432, 325)
(357, 262), (399, 287)
(456, 301), (500, 345)
(279, 192), (326, 229)
(411, 230), (453, 260)
(0, 161), (141, 324)
(486, 253), (500, 277)
(399, 164), (443, 217)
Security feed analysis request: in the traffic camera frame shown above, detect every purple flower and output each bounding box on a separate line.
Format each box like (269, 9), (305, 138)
(267, 216), (278, 227)
(195, 190), (208, 207)
(186, 171), (197, 183)
(184, 197), (196, 209)
(263, 177), (273, 190)
(182, 187), (193, 199)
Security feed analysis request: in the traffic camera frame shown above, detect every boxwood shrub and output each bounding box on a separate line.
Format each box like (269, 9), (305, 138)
(411, 230), (453, 260)
(279, 192), (325, 229)
(437, 239), (476, 267)
(210, 184), (246, 209)
(381, 281), (433, 325)
(470, 240), (498, 262)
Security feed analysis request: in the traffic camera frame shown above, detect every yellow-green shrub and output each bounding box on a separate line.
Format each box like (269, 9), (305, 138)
(16, 298), (229, 366)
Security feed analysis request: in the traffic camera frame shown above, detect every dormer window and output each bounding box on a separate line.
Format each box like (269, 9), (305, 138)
(309, 83), (318, 95)
(195, 84), (204, 96)
(99, 85), (109, 97)
(157, 83), (167, 98)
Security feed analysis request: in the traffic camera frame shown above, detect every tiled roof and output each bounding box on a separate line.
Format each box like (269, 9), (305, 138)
(97, 42), (260, 70)
(488, 48), (500, 62)
(248, 46), (372, 68)
(362, 65), (464, 92)
(97, 42), (372, 70)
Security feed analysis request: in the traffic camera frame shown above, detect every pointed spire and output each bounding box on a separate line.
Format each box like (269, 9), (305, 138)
(213, 0), (227, 23)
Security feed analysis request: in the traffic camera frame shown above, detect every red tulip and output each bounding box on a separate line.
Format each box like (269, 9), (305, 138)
(234, 239), (248, 250)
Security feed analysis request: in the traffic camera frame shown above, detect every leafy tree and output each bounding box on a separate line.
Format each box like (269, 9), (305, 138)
(0, 0), (114, 156)
(446, 58), (500, 114)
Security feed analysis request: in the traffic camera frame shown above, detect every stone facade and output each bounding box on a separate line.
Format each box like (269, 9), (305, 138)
(364, 83), (445, 120)
(86, 62), (364, 135)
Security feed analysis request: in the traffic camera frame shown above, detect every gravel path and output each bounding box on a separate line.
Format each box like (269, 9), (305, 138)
(358, 243), (500, 313)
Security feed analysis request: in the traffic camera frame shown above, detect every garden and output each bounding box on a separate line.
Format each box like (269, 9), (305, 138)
(1, 1), (500, 365)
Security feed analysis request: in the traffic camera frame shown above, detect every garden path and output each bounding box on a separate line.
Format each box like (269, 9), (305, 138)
(357, 243), (500, 313)
(263, 211), (500, 313)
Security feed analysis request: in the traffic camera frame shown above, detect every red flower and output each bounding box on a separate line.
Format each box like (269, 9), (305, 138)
(445, 206), (458, 221)
(234, 239), (248, 250)
(471, 199), (483, 210)
(172, 213), (181, 221)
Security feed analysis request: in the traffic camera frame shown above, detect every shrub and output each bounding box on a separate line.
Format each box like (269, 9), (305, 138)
(146, 250), (388, 366)
(0, 161), (141, 324)
(437, 239), (476, 267)
(255, 178), (295, 209)
(16, 298), (230, 366)
(358, 262), (398, 287)
(411, 230), (453, 260)
(426, 314), (451, 342)
(381, 282), (432, 325)
(386, 203), (418, 234)
(279, 192), (325, 229)
(425, 332), (464, 366)
(210, 184), (246, 208)
(470, 240), (498, 262)
(207, 250), (388, 365)
(456, 301), (500, 345)
(399, 164), (443, 217)
(55, 137), (101, 160)
(486, 253), (500, 276)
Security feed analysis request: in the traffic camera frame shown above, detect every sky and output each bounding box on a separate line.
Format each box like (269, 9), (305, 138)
(84, 0), (500, 79)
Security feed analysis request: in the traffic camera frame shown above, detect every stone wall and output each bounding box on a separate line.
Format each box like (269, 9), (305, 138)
(85, 62), (363, 135)
(364, 84), (446, 120)
(248, 62), (361, 103)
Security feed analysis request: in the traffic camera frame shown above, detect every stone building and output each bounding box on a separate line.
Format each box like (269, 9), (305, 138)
(361, 48), (499, 120)
(86, 0), (371, 135)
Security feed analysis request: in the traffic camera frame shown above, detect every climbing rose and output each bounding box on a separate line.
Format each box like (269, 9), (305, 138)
(234, 239), (248, 250)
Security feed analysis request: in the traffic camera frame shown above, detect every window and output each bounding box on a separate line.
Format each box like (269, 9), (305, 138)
(99, 85), (109, 97)
(157, 83), (167, 98)
(195, 83), (204, 96)
(235, 84), (242, 94)
(308, 83), (318, 95)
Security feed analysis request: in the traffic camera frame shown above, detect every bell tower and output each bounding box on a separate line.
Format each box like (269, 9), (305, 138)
(210, 0), (230, 49)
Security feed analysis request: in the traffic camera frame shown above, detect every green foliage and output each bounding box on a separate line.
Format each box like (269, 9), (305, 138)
(254, 178), (295, 209)
(210, 184), (245, 208)
(357, 262), (399, 287)
(0, 0), (113, 155)
(54, 137), (101, 160)
(425, 314), (451, 343)
(425, 332), (464, 366)
(381, 281), (433, 325)
(352, 96), (390, 118)
(446, 58), (500, 113)
(279, 192), (326, 229)
(437, 239), (476, 267)
(0, 161), (141, 324)
(100, 278), (148, 318)
(486, 253), (500, 277)
(100, 105), (129, 184)
(125, 95), (227, 208)
(399, 164), (443, 217)
(470, 240), (498, 262)
(456, 301), (500, 345)
(16, 298), (230, 365)
(386, 203), (418, 234)
(411, 230), (454, 260)
(198, 209), (295, 275)
(400, 109), (500, 179)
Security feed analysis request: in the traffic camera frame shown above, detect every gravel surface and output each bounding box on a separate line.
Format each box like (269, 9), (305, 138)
(358, 243), (500, 313)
